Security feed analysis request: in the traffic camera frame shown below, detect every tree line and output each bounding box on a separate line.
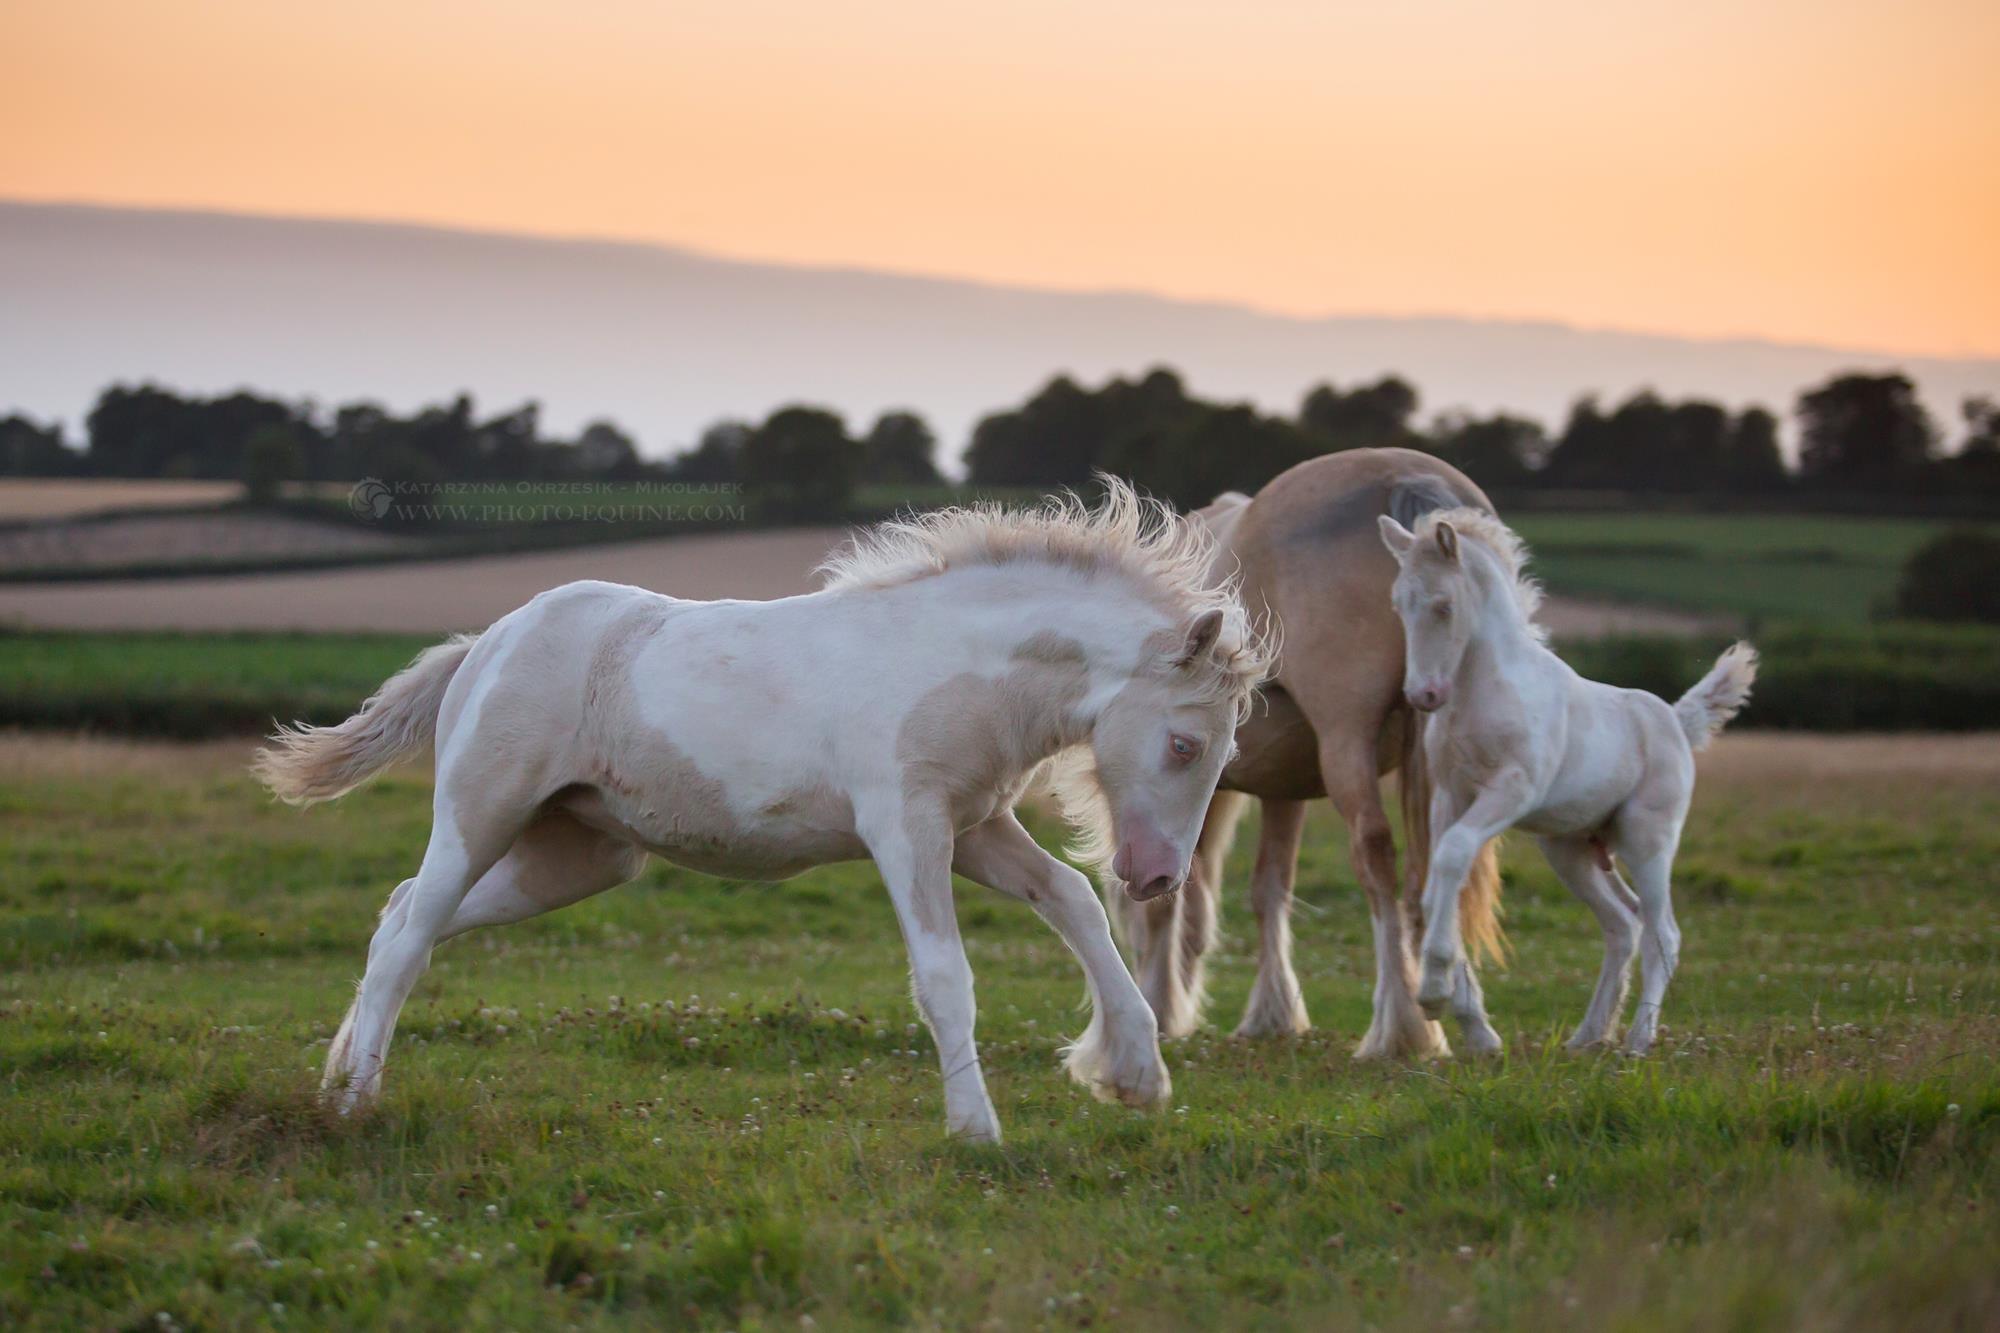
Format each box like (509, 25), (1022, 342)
(3, 370), (1997, 516)
(0, 389), (942, 517)
(961, 368), (2000, 509)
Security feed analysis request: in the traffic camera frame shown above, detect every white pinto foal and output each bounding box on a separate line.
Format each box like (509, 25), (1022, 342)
(256, 484), (1269, 1142)
(1379, 508), (1756, 1055)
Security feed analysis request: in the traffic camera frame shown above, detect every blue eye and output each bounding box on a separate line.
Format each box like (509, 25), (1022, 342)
(1170, 735), (1199, 762)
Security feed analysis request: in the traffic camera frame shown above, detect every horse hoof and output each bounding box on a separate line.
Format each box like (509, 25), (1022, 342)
(1354, 1020), (1451, 1062)
(948, 1117), (1003, 1145)
(1110, 1059), (1172, 1110)
(1232, 1011), (1310, 1041)
(1462, 1029), (1504, 1057)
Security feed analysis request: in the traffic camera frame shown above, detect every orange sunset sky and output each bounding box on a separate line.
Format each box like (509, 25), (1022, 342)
(5, 0), (1998, 358)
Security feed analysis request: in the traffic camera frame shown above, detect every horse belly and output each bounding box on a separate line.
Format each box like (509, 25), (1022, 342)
(648, 833), (867, 882)
(1514, 758), (1631, 839)
(1514, 795), (1613, 839)
(1219, 685), (1326, 799)
(554, 784), (866, 882)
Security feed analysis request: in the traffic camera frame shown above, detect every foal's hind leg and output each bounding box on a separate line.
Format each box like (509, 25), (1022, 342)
(323, 793), (533, 1109)
(1620, 845), (1683, 1056)
(1539, 836), (1640, 1050)
(436, 811), (647, 941)
(1235, 798), (1310, 1037)
(326, 813), (641, 1086)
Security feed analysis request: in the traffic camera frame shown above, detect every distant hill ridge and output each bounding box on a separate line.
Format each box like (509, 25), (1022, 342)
(4, 200), (1996, 463)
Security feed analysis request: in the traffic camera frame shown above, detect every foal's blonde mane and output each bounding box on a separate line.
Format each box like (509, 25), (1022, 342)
(823, 479), (1274, 884)
(1415, 506), (1549, 642)
(820, 477), (1272, 711)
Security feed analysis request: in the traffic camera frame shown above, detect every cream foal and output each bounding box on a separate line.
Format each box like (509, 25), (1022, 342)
(1380, 508), (1756, 1055)
(256, 485), (1268, 1142)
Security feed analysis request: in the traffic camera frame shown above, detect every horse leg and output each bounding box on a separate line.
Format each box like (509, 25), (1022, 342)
(325, 813), (643, 1086)
(953, 813), (1168, 1108)
(326, 878), (416, 1081)
(1130, 892), (1189, 1037)
(436, 811), (647, 941)
(323, 792), (526, 1109)
(1130, 790), (1245, 1037)
(1619, 844), (1683, 1056)
(1445, 953), (1504, 1055)
(862, 797), (1000, 1143)
(1539, 836), (1640, 1049)
(1415, 784), (1527, 1020)
(1234, 798), (1311, 1037)
(1326, 743), (1448, 1060)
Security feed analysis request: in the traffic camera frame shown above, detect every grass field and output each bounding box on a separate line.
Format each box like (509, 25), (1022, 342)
(0, 632), (430, 736)
(2, 734), (1995, 1329)
(1509, 512), (1985, 624)
(10, 620), (2000, 737)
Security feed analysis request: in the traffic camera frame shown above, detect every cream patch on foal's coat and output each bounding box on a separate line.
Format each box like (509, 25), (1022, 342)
(259, 480), (1272, 1140)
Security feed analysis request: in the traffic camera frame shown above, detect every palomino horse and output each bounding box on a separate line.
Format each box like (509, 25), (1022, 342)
(255, 483), (1270, 1142)
(1381, 507), (1755, 1054)
(1115, 448), (1504, 1059)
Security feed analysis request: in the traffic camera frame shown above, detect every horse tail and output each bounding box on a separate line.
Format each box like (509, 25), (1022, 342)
(1673, 641), (1759, 751)
(1399, 708), (1507, 966)
(252, 633), (479, 806)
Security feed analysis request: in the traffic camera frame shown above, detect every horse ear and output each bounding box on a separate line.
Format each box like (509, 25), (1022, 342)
(1435, 521), (1459, 560)
(1378, 515), (1415, 558)
(1176, 608), (1226, 668)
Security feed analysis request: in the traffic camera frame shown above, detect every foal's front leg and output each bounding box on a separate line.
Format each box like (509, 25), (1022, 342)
(860, 797), (1001, 1143)
(953, 813), (1169, 1109)
(1416, 780), (1529, 1023)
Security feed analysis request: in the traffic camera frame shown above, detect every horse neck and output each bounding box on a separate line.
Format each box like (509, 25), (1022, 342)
(919, 562), (1161, 751)
(1455, 545), (1543, 690)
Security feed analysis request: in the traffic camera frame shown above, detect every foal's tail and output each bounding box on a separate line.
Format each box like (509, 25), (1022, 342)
(1673, 641), (1759, 752)
(252, 633), (479, 806)
(1400, 709), (1507, 965)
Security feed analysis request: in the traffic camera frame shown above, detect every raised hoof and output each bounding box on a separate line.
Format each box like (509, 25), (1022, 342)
(1415, 964), (1455, 1019)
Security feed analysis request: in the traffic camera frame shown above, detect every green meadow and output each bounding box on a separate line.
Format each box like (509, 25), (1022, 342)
(1509, 511), (1981, 624)
(2, 734), (1995, 1330)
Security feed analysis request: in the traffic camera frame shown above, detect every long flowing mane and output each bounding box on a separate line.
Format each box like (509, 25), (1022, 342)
(823, 479), (1274, 883)
(819, 477), (1272, 710)
(1414, 506), (1548, 642)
